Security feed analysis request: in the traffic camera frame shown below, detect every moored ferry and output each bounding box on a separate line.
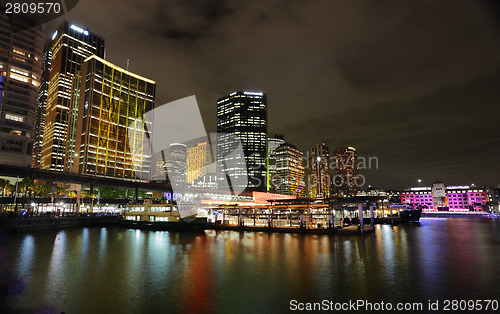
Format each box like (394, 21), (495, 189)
(120, 199), (206, 231)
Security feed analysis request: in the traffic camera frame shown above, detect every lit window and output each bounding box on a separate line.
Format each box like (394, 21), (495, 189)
(5, 113), (24, 123)
(9, 73), (28, 83)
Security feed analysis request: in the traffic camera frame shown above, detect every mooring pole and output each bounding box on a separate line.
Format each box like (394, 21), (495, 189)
(358, 203), (364, 233)
(370, 204), (375, 227)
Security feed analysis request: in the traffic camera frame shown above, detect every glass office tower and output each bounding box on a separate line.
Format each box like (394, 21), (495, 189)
(217, 91), (267, 192)
(41, 21), (105, 171)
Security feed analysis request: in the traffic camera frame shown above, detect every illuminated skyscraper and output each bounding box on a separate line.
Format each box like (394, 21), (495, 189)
(333, 146), (359, 195)
(217, 91), (267, 192)
(72, 55), (155, 179)
(32, 42), (51, 168)
(186, 141), (208, 183)
(275, 143), (305, 197)
(307, 143), (331, 198)
(165, 143), (187, 186)
(267, 133), (285, 190)
(0, 13), (44, 166)
(41, 21), (105, 171)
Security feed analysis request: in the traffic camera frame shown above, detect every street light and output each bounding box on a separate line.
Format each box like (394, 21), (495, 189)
(418, 179), (422, 187)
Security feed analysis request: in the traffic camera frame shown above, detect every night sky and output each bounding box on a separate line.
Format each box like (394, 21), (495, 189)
(43, 0), (500, 189)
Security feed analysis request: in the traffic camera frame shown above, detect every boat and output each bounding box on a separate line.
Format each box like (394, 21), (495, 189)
(120, 199), (207, 231)
(399, 208), (422, 222)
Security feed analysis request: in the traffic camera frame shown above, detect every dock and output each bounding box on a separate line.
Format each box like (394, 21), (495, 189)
(207, 222), (375, 235)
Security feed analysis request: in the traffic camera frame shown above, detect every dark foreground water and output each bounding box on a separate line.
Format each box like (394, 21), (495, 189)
(1, 217), (499, 313)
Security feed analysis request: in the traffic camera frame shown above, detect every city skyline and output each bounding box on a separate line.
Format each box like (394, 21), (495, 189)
(26, 1), (500, 188)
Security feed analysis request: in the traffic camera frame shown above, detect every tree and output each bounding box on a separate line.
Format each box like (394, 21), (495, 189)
(54, 186), (65, 197)
(98, 187), (125, 198)
(18, 178), (35, 210)
(81, 190), (97, 198)
(35, 184), (51, 197)
(67, 190), (78, 212)
(0, 178), (10, 211)
(19, 178), (34, 197)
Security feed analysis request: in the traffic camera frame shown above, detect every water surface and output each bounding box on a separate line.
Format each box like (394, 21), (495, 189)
(1, 217), (499, 313)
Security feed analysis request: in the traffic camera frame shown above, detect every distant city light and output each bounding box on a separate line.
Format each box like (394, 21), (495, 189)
(52, 30), (58, 40)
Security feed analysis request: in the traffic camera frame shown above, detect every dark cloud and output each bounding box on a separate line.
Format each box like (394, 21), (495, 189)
(42, 0), (500, 189)
(282, 72), (500, 188)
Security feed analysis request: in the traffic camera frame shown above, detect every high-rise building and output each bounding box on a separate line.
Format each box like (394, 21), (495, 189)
(32, 41), (51, 168)
(307, 143), (331, 198)
(267, 133), (285, 192)
(186, 141), (208, 184)
(41, 21), (105, 171)
(333, 146), (359, 195)
(164, 143), (187, 186)
(275, 143), (305, 197)
(0, 13), (44, 166)
(217, 91), (267, 192)
(72, 55), (155, 179)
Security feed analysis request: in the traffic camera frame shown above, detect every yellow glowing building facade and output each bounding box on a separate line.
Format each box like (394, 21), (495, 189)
(275, 143), (305, 197)
(307, 143), (331, 198)
(72, 55), (155, 179)
(186, 142), (208, 183)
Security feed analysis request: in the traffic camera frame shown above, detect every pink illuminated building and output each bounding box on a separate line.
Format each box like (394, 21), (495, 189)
(401, 183), (491, 212)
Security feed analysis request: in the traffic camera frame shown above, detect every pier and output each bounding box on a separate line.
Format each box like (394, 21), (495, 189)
(202, 196), (405, 235)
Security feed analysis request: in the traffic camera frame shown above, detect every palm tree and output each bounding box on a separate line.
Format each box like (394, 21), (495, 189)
(0, 178), (10, 212)
(19, 178), (35, 210)
(35, 183), (51, 214)
(35, 184), (51, 197)
(67, 190), (78, 212)
(54, 186), (65, 197)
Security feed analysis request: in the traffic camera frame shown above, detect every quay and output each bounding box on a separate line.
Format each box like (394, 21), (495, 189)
(0, 215), (121, 232)
(202, 197), (412, 235)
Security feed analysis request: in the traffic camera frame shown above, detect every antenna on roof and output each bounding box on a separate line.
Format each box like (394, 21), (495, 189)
(126, 59), (130, 71)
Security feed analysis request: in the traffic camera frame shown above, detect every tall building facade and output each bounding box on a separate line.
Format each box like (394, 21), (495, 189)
(275, 143), (305, 197)
(0, 13), (44, 166)
(186, 141), (208, 184)
(165, 143), (187, 186)
(32, 42), (51, 167)
(333, 146), (359, 196)
(267, 133), (285, 192)
(307, 143), (331, 198)
(41, 21), (105, 171)
(72, 55), (155, 179)
(217, 91), (267, 192)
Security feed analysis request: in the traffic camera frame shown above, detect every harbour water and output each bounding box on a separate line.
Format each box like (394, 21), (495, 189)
(1, 217), (499, 313)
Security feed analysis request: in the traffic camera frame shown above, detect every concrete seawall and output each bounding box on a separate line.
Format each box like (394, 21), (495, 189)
(0, 215), (121, 232)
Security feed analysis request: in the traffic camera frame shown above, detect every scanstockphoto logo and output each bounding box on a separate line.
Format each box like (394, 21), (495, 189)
(127, 96), (250, 200)
(1, 0), (80, 30)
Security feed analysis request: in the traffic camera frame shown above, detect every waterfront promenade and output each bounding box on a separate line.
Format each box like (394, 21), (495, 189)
(0, 214), (120, 232)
